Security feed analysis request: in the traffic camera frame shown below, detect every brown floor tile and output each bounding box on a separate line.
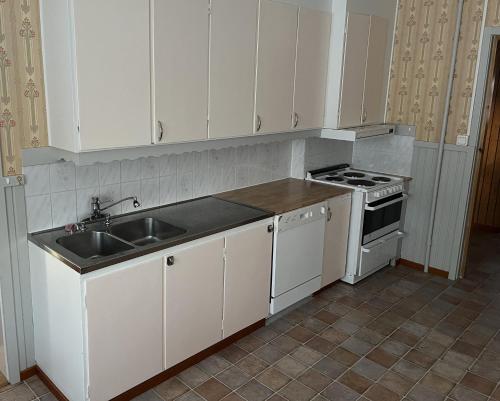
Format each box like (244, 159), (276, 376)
(404, 349), (436, 369)
(297, 369), (332, 392)
(218, 345), (249, 364)
(287, 326), (316, 343)
(416, 339), (447, 359)
(449, 384), (489, 401)
(271, 335), (302, 354)
(378, 371), (413, 396)
(351, 358), (386, 381)
(314, 310), (340, 324)
(343, 310), (373, 326)
(431, 361), (465, 383)
(236, 355), (269, 376)
(321, 382), (360, 401)
(460, 372), (496, 395)
(329, 347), (360, 367)
(319, 328), (349, 345)
(337, 295), (364, 308)
(390, 329), (419, 346)
(0, 384), (36, 401)
(177, 366), (210, 388)
(354, 328), (385, 346)
(379, 339), (410, 357)
(155, 378), (190, 400)
(216, 366), (251, 390)
(491, 386), (500, 400)
(451, 340), (483, 359)
(332, 318), (361, 335)
(425, 330), (455, 347)
(253, 344), (286, 364)
(392, 359), (427, 383)
(301, 317), (329, 334)
(195, 379), (231, 401)
(198, 355), (233, 376)
(366, 348), (398, 368)
(236, 335), (266, 353)
(442, 350), (475, 370)
(312, 357), (347, 379)
(268, 319), (294, 334)
(338, 370), (373, 394)
(253, 326), (280, 342)
(305, 336), (336, 354)
(291, 346), (324, 365)
(407, 383), (446, 401)
(341, 337), (373, 356)
(236, 379), (273, 401)
(421, 372), (454, 395)
(221, 394), (246, 401)
(256, 367), (290, 391)
(279, 380), (317, 401)
(363, 384), (400, 401)
(275, 355), (308, 378)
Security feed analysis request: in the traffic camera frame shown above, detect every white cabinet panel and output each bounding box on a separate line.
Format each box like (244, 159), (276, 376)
(223, 223), (272, 338)
(255, 0), (298, 134)
(322, 195), (351, 287)
(364, 16), (389, 125)
(209, 0), (259, 138)
(293, 8), (331, 130)
(73, 0), (151, 150)
(164, 238), (224, 368)
(338, 13), (370, 128)
(152, 0), (209, 143)
(85, 258), (163, 401)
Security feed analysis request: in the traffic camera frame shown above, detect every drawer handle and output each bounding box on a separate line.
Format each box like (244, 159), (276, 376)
(166, 256), (174, 266)
(267, 224), (274, 233)
(293, 112), (299, 128)
(256, 115), (262, 132)
(158, 120), (164, 142)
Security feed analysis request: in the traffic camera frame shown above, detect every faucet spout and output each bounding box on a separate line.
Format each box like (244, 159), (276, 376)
(88, 196), (141, 221)
(100, 196), (141, 212)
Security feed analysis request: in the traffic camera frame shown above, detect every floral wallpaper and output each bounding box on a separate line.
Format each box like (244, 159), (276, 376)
(0, 0), (47, 177)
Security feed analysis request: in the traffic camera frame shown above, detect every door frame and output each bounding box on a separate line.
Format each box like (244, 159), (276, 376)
(457, 28), (500, 279)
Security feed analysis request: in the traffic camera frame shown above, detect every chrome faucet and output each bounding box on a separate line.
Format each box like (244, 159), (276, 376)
(89, 196), (141, 221)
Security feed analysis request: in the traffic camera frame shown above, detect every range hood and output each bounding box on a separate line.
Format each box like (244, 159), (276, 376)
(320, 124), (396, 141)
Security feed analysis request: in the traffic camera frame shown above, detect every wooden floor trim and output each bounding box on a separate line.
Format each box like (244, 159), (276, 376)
(22, 319), (265, 401)
(398, 258), (449, 278)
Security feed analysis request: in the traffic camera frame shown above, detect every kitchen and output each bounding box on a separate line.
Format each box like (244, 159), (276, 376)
(0, 0), (499, 401)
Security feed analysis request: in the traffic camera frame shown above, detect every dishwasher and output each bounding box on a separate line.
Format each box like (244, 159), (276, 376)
(270, 202), (327, 314)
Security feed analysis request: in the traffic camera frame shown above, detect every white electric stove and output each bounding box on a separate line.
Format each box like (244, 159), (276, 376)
(307, 164), (408, 284)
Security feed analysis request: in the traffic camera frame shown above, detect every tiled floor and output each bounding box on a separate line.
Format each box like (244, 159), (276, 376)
(4, 236), (500, 401)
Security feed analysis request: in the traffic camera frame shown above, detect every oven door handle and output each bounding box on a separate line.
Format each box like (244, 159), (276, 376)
(362, 231), (407, 253)
(365, 194), (408, 211)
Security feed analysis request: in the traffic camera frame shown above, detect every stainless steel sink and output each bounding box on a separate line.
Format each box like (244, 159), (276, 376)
(110, 217), (186, 246)
(56, 231), (134, 259)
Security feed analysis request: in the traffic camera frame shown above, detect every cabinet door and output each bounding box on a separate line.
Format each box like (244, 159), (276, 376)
(85, 258), (163, 401)
(363, 16), (389, 125)
(338, 13), (370, 128)
(223, 223), (273, 338)
(73, 0), (151, 150)
(209, 0), (259, 138)
(255, 0), (298, 134)
(164, 238), (224, 368)
(293, 8), (331, 130)
(322, 195), (351, 287)
(152, 0), (209, 143)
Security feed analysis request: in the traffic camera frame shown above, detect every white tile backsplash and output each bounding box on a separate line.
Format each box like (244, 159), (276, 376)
(23, 140), (292, 232)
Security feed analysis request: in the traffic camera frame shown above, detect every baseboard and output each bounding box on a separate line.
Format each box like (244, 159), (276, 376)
(472, 223), (500, 233)
(397, 258), (449, 278)
(20, 366), (69, 401)
(22, 319), (265, 401)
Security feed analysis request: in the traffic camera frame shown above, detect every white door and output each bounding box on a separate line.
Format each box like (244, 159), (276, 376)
(164, 239), (224, 368)
(85, 258), (163, 401)
(73, 0), (151, 150)
(322, 195), (351, 287)
(293, 8), (331, 130)
(338, 13), (370, 128)
(209, 0), (259, 138)
(255, 0), (298, 134)
(152, 0), (209, 144)
(223, 223), (273, 338)
(363, 16), (389, 125)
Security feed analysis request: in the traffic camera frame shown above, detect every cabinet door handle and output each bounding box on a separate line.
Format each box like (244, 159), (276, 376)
(256, 115), (262, 132)
(293, 112), (299, 128)
(327, 207), (332, 222)
(158, 120), (164, 142)
(267, 224), (274, 233)
(362, 109), (367, 123)
(166, 256), (174, 266)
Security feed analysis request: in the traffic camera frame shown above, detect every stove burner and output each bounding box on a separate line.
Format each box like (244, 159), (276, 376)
(347, 179), (376, 187)
(325, 176), (345, 182)
(343, 172), (366, 178)
(372, 176), (391, 182)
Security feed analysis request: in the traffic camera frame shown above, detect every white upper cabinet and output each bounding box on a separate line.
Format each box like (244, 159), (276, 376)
(151, 0), (209, 144)
(293, 8), (332, 130)
(338, 13), (370, 128)
(209, 0), (259, 139)
(254, 0), (298, 134)
(42, 0), (151, 152)
(363, 16), (389, 125)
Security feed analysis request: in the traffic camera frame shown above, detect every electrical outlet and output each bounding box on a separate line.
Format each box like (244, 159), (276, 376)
(456, 135), (469, 146)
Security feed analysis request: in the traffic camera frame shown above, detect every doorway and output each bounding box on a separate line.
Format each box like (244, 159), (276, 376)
(462, 37), (500, 278)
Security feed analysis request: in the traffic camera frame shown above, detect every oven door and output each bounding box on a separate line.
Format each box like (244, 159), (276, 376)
(363, 193), (408, 244)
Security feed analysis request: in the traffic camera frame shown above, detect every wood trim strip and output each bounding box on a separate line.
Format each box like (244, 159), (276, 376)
(22, 319), (265, 401)
(397, 258), (449, 278)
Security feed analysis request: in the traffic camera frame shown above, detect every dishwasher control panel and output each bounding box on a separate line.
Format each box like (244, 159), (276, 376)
(276, 202), (327, 233)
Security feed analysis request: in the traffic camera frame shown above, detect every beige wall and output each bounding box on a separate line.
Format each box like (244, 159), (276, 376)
(0, 0), (47, 176)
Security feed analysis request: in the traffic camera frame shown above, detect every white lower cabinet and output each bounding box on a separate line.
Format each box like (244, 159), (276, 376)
(322, 194), (352, 287)
(29, 219), (273, 401)
(163, 238), (225, 368)
(85, 258), (164, 401)
(223, 223), (273, 338)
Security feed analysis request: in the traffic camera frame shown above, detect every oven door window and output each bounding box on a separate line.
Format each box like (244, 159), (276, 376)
(363, 194), (403, 244)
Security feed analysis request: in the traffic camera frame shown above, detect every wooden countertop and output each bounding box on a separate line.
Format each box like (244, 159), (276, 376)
(215, 178), (352, 214)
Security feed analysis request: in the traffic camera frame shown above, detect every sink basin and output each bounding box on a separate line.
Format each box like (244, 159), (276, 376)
(110, 217), (186, 246)
(56, 231), (134, 259)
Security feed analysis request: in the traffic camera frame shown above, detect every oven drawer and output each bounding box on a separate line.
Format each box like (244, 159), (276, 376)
(359, 231), (406, 276)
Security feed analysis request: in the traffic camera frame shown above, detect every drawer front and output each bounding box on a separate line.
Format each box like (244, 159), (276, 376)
(359, 233), (400, 276)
